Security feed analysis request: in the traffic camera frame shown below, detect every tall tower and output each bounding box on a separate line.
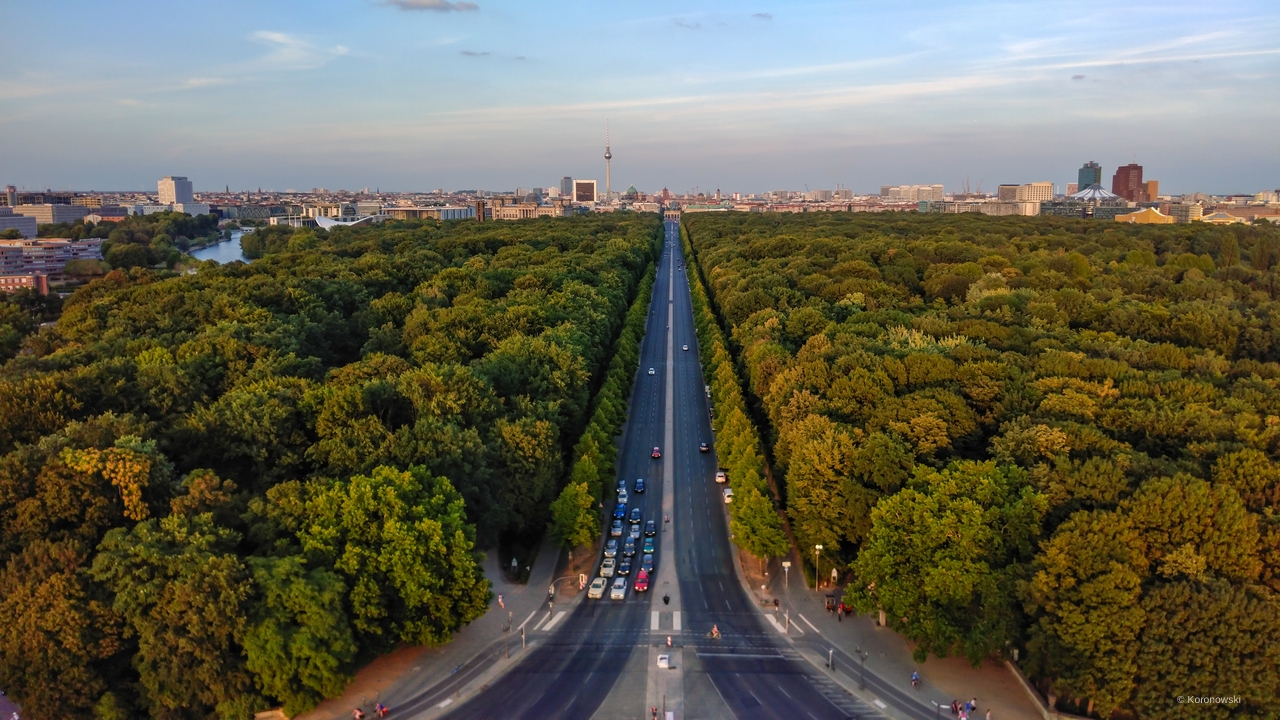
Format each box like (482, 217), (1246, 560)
(604, 120), (612, 199)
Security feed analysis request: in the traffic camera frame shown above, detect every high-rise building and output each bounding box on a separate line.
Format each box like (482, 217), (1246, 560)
(1112, 164), (1144, 202)
(1170, 203), (1203, 224)
(1016, 182), (1054, 203)
(1144, 180), (1159, 201)
(560, 177), (573, 197)
(880, 185), (893, 197)
(1078, 161), (1102, 190)
(997, 185), (1019, 202)
(574, 180), (597, 203)
(604, 121), (612, 198)
(4, 186), (15, 208)
(159, 176), (194, 205)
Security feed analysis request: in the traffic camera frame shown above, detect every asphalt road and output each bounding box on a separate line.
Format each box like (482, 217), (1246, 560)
(440, 220), (876, 720)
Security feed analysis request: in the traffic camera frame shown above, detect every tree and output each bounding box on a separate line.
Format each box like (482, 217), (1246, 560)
(730, 485), (789, 561)
(548, 481), (598, 550)
(297, 465), (490, 650)
(243, 556), (357, 716)
(91, 513), (260, 719)
(848, 461), (1046, 664)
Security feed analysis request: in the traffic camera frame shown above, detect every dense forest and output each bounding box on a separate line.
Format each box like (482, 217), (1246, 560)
(682, 211), (1280, 718)
(0, 214), (662, 719)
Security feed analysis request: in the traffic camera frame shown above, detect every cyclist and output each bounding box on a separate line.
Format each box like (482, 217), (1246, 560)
(710, 624), (721, 639)
(375, 702), (388, 718)
(911, 671), (921, 688)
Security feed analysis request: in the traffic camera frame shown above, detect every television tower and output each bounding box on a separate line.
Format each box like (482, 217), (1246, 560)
(604, 120), (612, 199)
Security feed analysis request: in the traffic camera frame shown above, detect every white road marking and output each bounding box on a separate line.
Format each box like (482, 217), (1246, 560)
(532, 611), (550, 631)
(542, 611), (567, 632)
(778, 685), (792, 700)
(516, 607), (539, 631)
(437, 699), (453, 708)
(673, 611), (681, 631)
(799, 613), (822, 635)
(874, 699), (888, 709)
(652, 610), (660, 630)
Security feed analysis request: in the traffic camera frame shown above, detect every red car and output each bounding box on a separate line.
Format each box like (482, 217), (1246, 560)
(634, 569), (650, 592)
(652, 447), (661, 458)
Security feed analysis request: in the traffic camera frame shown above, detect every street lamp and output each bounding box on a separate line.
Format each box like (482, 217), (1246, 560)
(814, 545), (823, 589)
(853, 646), (869, 690)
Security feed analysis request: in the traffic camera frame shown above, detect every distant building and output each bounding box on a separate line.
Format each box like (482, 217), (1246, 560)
(12, 204), (89, 225)
(921, 200), (1039, 216)
(85, 206), (129, 224)
(575, 180), (598, 203)
(1169, 203), (1204, 224)
(997, 185), (1019, 202)
(1078, 161), (1102, 190)
(158, 176), (195, 205)
(491, 198), (570, 220)
(1112, 164), (1144, 202)
(1200, 212), (1246, 225)
(0, 208), (38, 238)
(883, 184), (944, 202)
(4, 186), (15, 208)
(1066, 183), (1079, 195)
(1040, 184), (1131, 220)
(0, 238), (102, 279)
(381, 206), (475, 221)
(71, 196), (103, 208)
(173, 203), (210, 216)
(1116, 207), (1174, 224)
(5, 191), (72, 206)
(1144, 180), (1159, 201)
(560, 177), (574, 197)
(0, 274), (49, 295)
(1016, 182), (1054, 203)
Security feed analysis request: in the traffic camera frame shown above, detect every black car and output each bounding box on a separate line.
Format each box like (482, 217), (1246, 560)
(640, 554), (654, 573)
(699, 442), (709, 453)
(623, 537), (637, 557)
(617, 559), (632, 576)
(613, 502), (626, 519)
(644, 520), (657, 537)
(634, 477), (645, 494)
(629, 507), (643, 525)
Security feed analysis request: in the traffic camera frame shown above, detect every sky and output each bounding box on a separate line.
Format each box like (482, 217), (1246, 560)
(2, 0), (1278, 195)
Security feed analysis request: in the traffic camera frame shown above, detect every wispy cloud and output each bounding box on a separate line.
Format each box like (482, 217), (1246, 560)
(386, 0), (478, 11)
(673, 18), (702, 30)
(460, 50), (490, 57)
(250, 31), (349, 71)
(183, 77), (227, 89)
(752, 13), (772, 20)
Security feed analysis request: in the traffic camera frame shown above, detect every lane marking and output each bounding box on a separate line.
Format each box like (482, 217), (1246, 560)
(778, 685), (792, 700)
(696, 652), (784, 659)
(651, 611), (660, 631)
(532, 612), (550, 631)
(798, 613), (822, 635)
(516, 608), (539, 631)
(673, 611), (681, 631)
(541, 611), (567, 632)
(437, 699), (453, 709)
(874, 699), (888, 709)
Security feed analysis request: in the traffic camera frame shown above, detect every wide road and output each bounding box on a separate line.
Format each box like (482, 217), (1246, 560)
(437, 219), (874, 720)
(437, 224), (678, 720)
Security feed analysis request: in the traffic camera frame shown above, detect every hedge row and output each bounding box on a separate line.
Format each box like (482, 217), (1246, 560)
(680, 224), (790, 561)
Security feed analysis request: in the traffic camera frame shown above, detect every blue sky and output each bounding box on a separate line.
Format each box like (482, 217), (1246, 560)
(2, 0), (1277, 195)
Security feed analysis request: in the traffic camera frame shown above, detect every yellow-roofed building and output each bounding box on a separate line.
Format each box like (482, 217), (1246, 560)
(1115, 207), (1174, 224)
(1200, 212), (1246, 225)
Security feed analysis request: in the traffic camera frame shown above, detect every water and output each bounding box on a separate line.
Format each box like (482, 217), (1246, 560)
(190, 230), (249, 263)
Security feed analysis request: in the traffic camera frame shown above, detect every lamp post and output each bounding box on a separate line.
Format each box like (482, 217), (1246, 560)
(814, 545), (823, 589)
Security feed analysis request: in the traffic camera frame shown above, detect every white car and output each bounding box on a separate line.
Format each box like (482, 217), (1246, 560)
(587, 576), (607, 599)
(682, 345), (689, 351)
(715, 470), (727, 484)
(601, 558), (616, 577)
(723, 487), (734, 504)
(618, 489), (629, 504)
(648, 368), (656, 375)
(610, 577), (627, 600)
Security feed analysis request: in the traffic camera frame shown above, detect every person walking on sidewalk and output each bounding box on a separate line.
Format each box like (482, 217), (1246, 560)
(951, 700), (959, 716)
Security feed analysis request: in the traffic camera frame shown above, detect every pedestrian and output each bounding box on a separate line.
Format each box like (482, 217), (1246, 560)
(951, 700), (959, 715)
(985, 711), (991, 720)
(498, 594), (504, 609)
(971, 698), (979, 714)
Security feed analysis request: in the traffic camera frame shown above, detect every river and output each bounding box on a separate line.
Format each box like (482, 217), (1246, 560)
(190, 230), (250, 263)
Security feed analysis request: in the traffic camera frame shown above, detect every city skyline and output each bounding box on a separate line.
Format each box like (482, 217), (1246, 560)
(2, 0), (1278, 194)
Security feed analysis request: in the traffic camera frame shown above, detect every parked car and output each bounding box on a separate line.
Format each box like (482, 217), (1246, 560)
(588, 577), (607, 599)
(634, 569), (650, 592)
(610, 577), (627, 600)
(644, 520), (657, 537)
(601, 558), (616, 577)
(699, 442), (709, 453)
(634, 478), (645, 494)
(714, 470), (727, 483)
(652, 447), (662, 458)
(723, 487), (734, 504)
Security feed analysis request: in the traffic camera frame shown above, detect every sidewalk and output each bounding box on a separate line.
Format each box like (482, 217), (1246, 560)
(750, 550), (1041, 720)
(295, 536), (564, 720)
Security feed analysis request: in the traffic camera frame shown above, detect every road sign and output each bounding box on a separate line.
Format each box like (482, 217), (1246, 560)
(781, 561), (791, 568)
